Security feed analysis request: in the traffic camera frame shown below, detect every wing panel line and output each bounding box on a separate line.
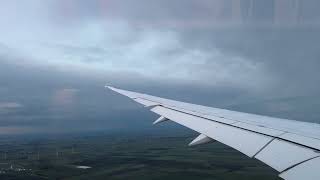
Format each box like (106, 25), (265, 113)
(253, 137), (277, 158)
(158, 105), (284, 138)
(253, 132), (288, 158)
(280, 155), (320, 174)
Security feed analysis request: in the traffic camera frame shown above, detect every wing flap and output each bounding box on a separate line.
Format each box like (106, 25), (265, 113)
(255, 139), (320, 172)
(279, 157), (320, 180)
(151, 106), (274, 157)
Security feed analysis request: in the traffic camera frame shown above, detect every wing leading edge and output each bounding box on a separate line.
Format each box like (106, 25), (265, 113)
(106, 86), (320, 180)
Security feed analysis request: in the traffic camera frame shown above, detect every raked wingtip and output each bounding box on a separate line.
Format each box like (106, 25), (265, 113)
(105, 85), (117, 91)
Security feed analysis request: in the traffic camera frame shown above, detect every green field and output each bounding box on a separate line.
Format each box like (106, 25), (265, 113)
(0, 132), (280, 180)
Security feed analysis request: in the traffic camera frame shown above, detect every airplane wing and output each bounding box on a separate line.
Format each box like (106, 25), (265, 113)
(106, 86), (320, 180)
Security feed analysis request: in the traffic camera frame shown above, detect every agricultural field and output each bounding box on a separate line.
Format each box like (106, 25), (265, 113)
(0, 132), (280, 180)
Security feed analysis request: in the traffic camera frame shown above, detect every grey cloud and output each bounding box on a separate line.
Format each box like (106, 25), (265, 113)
(1, 1), (319, 97)
(174, 27), (320, 96)
(52, 0), (320, 28)
(1, 1), (320, 135)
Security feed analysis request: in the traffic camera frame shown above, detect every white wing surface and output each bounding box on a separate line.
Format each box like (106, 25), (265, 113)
(106, 86), (320, 180)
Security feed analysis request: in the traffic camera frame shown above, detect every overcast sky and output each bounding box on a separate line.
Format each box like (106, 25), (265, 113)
(0, 0), (320, 135)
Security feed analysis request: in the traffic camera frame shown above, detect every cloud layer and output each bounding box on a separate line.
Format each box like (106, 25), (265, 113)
(0, 0), (320, 134)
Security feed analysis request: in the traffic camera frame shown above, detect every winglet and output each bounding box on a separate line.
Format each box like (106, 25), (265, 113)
(105, 85), (117, 92)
